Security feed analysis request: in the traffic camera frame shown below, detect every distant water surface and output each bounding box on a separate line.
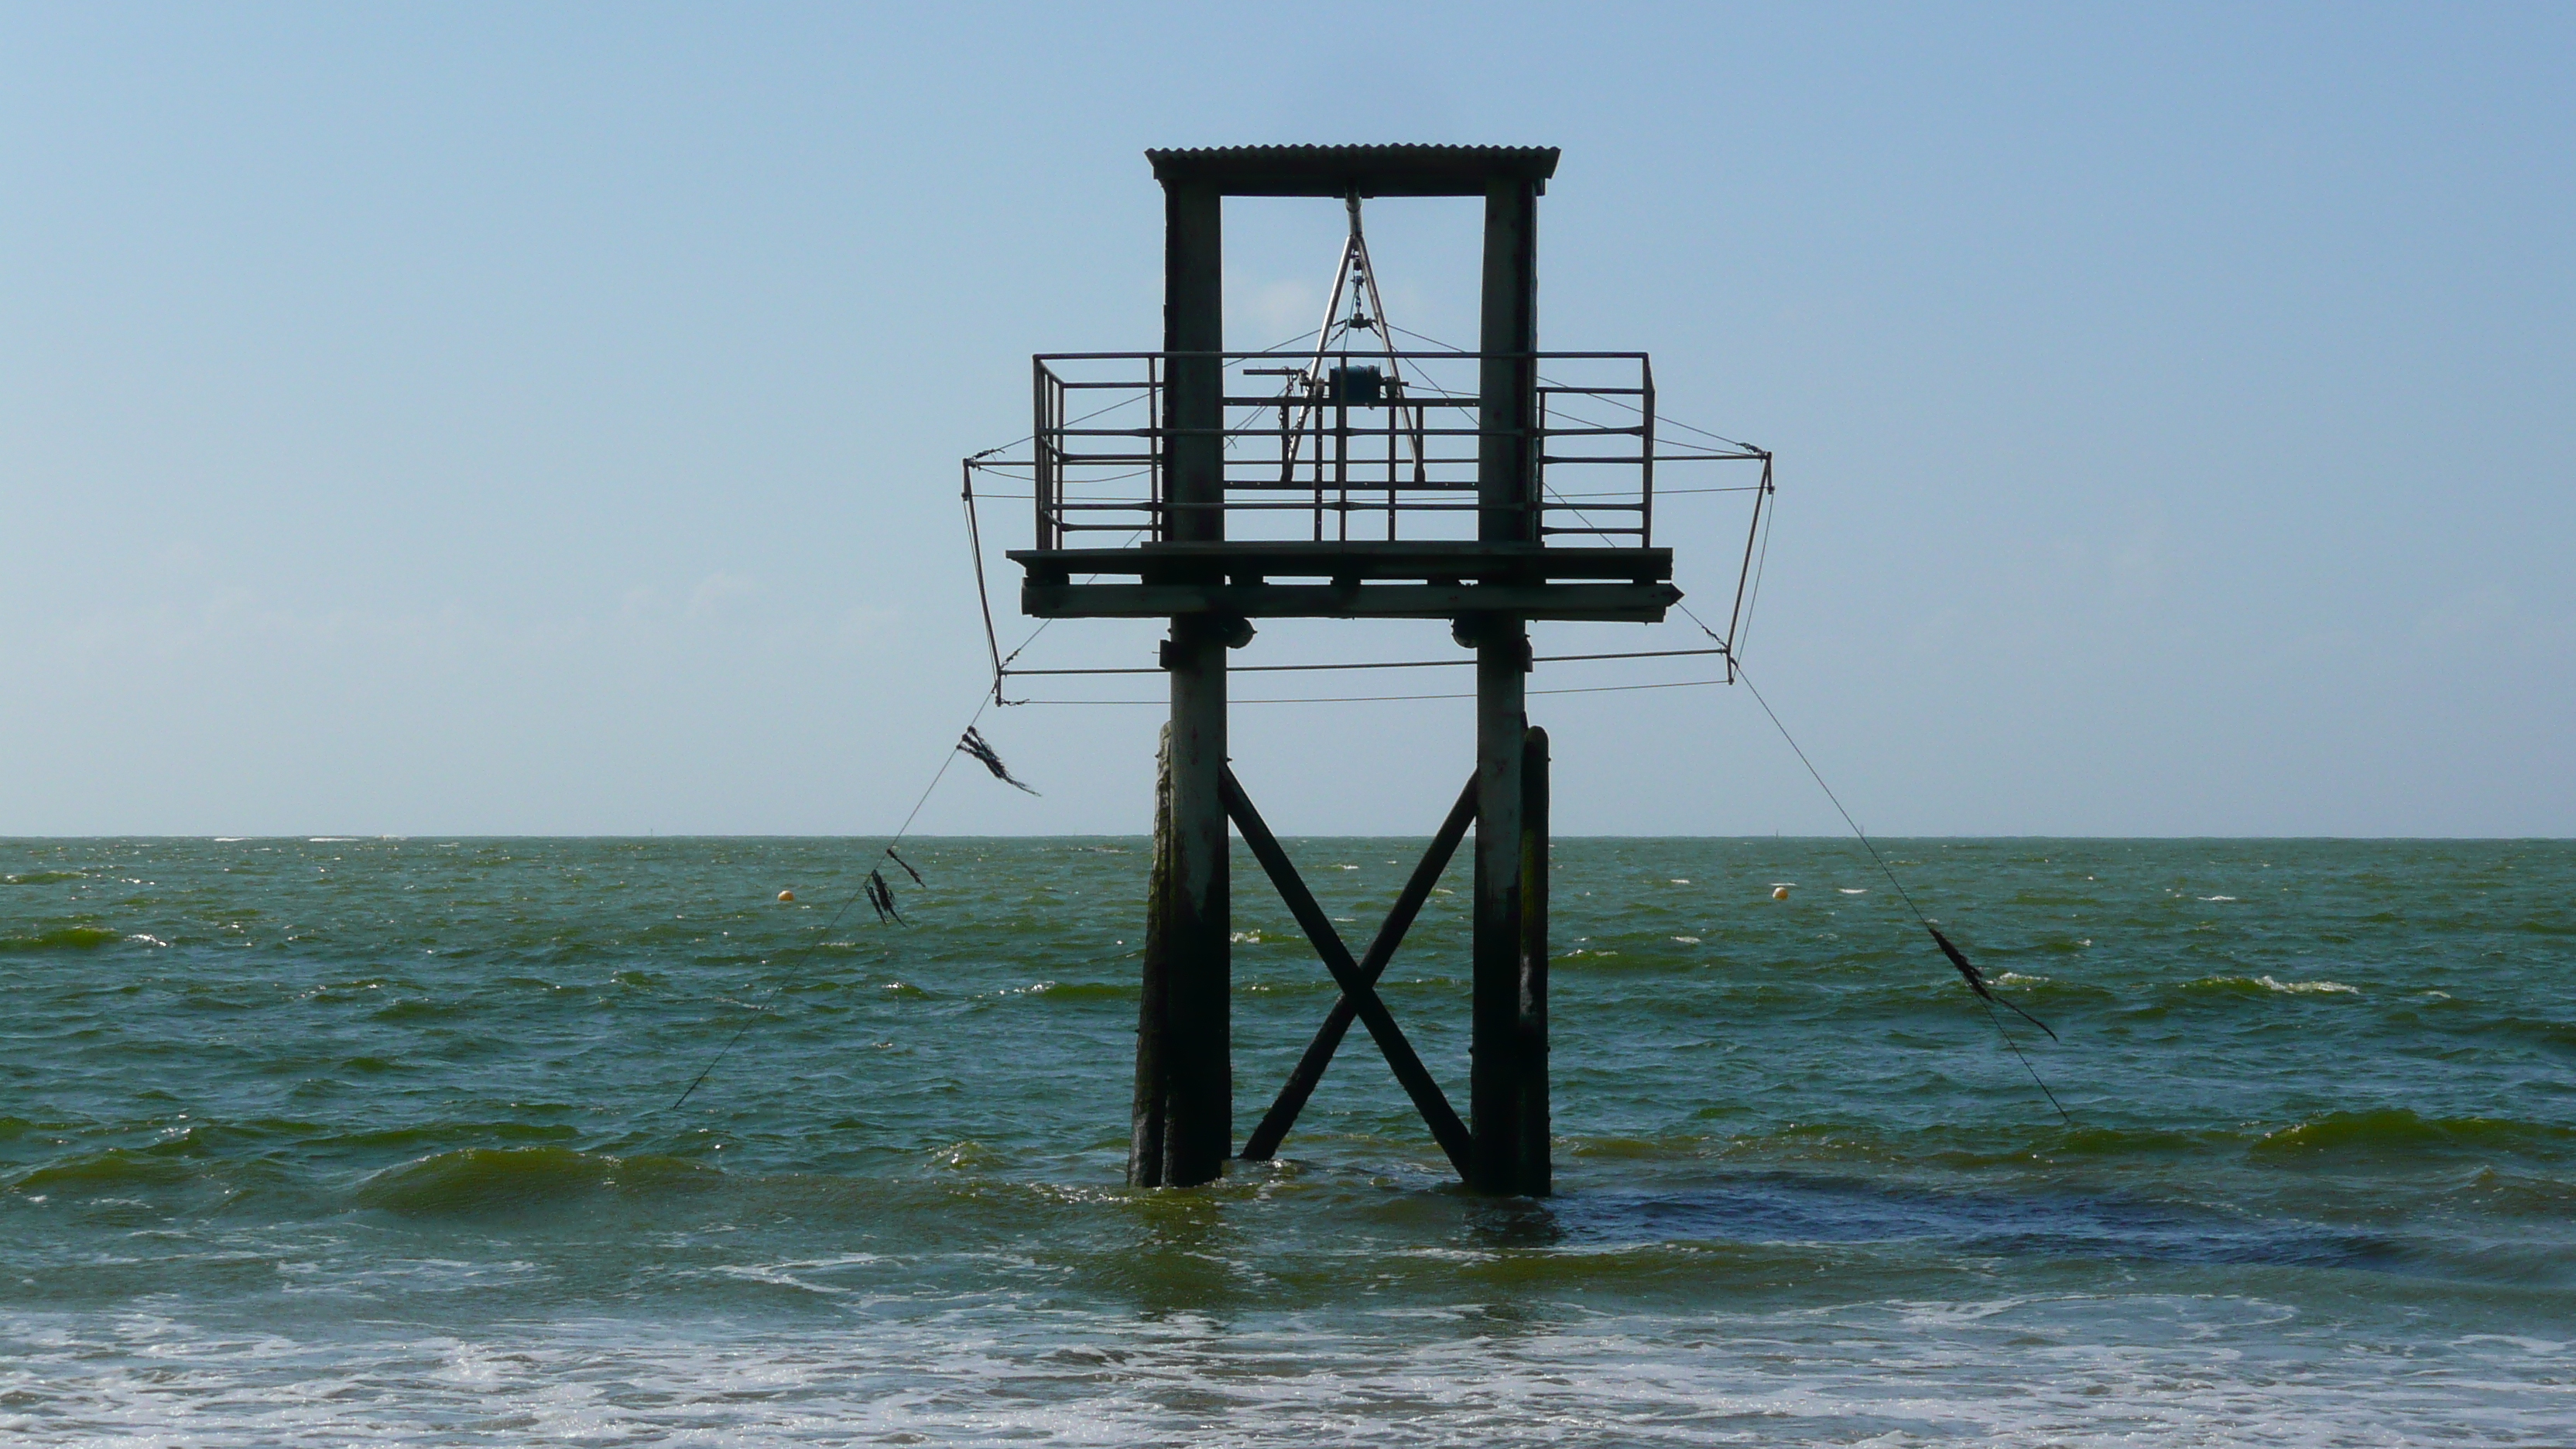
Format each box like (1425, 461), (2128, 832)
(2, 836), (2571, 1445)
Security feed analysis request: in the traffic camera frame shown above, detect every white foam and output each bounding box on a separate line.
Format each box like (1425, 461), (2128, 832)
(0, 1294), (2559, 1447)
(2259, 976), (2359, 995)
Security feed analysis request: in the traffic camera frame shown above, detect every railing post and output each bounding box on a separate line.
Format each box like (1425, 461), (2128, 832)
(1147, 352), (1163, 541)
(1640, 355), (1656, 547)
(1031, 359), (1050, 550)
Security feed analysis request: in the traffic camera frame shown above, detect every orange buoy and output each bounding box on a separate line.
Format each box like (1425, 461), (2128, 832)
(776, 889), (796, 903)
(1771, 885), (1790, 900)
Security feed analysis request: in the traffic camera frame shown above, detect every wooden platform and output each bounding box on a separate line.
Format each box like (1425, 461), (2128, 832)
(1009, 541), (1678, 622)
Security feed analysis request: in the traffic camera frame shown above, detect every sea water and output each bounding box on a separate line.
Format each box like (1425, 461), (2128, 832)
(2, 836), (2570, 1444)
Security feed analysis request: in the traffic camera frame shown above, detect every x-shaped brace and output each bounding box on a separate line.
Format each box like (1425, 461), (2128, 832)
(1221, 767), (1478, 1176)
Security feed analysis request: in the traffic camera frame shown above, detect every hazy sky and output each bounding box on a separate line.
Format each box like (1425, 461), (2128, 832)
(5, 4), (2570, 838)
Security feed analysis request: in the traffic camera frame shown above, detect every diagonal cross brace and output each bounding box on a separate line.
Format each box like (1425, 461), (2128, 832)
(1220, 769), (1474, 1178)
(1241, 772), (1478, 1163)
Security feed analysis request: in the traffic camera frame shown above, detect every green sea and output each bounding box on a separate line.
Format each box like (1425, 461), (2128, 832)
(2, 835), (2570, 1444)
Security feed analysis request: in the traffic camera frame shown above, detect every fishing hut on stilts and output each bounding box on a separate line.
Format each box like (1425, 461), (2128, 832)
(975, 146), (1766, 1194)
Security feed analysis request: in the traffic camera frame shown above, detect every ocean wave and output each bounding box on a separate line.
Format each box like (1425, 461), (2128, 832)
(12, 1148), (200, 1194)
(1023, 981), (1131, 1001)
(2485, 1014), (2576, 1055)
(2252, 1108), (2574, 1163)
(0, 924), (122, 952)
(368, 998), (461, 1022)
(2184, 974), (2361, 996)
(2, 870), (84, 886)
(328, 1120), (582, 1153)
(2450, 1166), (2576, 1218)
(4, 1294), (2558, 1447)
(354, 1146), (718, 1216)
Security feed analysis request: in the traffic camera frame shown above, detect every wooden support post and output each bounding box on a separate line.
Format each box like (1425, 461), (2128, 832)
(1152, 178), (1231, 1188)
(1241, 772), (1479, 1162)
(1164, 181), (1224, 548)
(1468, 172), (1543, 1196)
(1470, 625), (1530, 1193)
(1156, 617), (1230, 1187)
(1478, 177), (1540, 547)
(1517, 725), (1551, 1196)
(1128, 726), (1172, 1187)
(1222, 769), (1474, 1177)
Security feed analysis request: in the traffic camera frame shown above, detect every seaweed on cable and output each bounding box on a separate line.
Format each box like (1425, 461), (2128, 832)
(1927, 924), (2058, 1041)
(957, 727), (1039, 794)
(866, 868), (905, 925)
(886, 848), (925, 887)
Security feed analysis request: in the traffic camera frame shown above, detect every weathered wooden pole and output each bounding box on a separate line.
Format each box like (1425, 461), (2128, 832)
(1150, 177), (1233, 1187)
(1129, 725), (1173, 1186)
(1468, 172), (1543, 1194)
(1517, 724), (1551, 1194)
(1470, 633), (1528, 1193)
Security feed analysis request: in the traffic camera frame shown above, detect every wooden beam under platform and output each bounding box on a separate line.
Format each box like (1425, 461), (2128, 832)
(1012, 541), (1671, 584)
(1021, 581), (1677, 622)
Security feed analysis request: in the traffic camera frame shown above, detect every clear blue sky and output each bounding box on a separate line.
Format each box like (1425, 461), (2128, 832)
(5, 3), (2569, 837)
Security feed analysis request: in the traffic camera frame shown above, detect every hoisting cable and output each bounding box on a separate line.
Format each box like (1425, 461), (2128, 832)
(963, 455), (1005, 702)
(666, 702), (973, 1110)
(666, 687), (1031, 1112)
(1522, 454), (2069, 1125)
(683, 361), (1284, 1110)
(1714, 646), (2073, 1127)
(1725, 454), (1778, 669)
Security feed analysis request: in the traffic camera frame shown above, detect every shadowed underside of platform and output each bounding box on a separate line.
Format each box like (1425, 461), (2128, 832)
(1009, 541), (1679, 621)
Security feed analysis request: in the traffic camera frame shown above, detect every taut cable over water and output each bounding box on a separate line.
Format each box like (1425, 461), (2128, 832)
(664, 693), (1043, 1113)
(1713, 644), (2074, 1127)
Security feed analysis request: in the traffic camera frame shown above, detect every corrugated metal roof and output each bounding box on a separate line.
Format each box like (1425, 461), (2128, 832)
(1143, 144), (1560, 197)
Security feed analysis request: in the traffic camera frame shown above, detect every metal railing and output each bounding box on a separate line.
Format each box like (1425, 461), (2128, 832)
(1030, 350), (1669, 550)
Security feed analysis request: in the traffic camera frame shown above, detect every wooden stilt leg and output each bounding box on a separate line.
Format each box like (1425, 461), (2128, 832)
(1517, 725), (1551, 1196)
(1128, 725), (1172, 1187)
(1470, 622), (1529, 1194)
(1162, 620), (1231, 1187)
